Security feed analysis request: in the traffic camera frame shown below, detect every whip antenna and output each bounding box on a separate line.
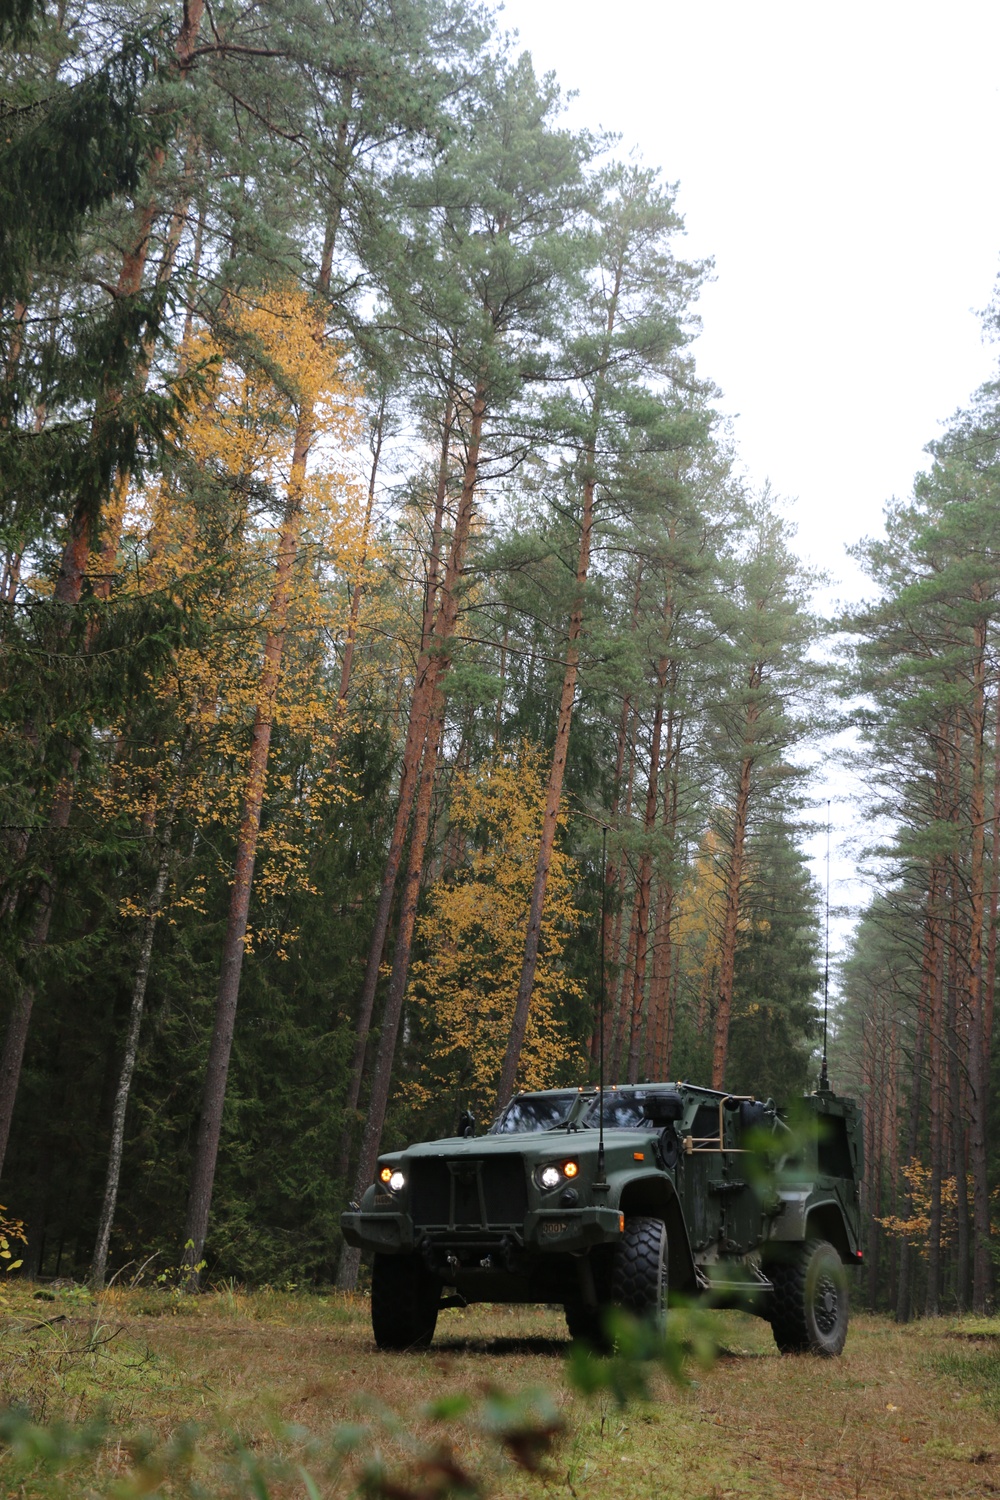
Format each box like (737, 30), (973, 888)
(819, 800), (831, 1092)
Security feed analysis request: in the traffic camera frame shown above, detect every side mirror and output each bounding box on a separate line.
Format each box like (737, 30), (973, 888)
(457, 1110), (476, 1138)
(643, 1092), (684, 1125)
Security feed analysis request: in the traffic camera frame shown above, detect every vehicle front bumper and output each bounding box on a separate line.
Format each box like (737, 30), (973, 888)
(340, 1204), (623, 1257)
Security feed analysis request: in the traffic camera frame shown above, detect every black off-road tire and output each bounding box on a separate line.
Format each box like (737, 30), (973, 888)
(371, 1253), (440, 1351)
(611, 1215), (668, 1331)
(768, 1238), (848, 1356)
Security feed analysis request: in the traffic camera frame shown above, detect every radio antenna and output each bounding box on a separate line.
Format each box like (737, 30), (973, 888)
(597, 822), (607, 1183)
(819, 800), (831, 1093)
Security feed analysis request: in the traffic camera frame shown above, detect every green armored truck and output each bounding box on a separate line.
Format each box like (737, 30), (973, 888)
(340, 1081), (864, 1356)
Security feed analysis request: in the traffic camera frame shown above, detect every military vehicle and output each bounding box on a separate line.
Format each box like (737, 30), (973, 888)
(341, 1080), (864, 1356)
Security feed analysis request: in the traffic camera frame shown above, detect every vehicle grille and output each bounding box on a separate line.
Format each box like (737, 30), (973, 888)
(410, 1155), (527, 1229)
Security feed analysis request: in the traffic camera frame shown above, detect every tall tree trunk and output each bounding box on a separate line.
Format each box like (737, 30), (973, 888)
(497, 455), (596, 1106)
(711, 719), (757, 1089)
(947, 711), (971, 1309)
(896, 899), (931, 1322)
(182, 393), (314, 1274)
(337, 697), (445, 1291)
(648, 693), (682, 1078)
(606, 702), (639, 1065)
(334, 390), (472, 1185)
(497, 264), (625, 1107)
(325, 389), (389, 770)
(926, 740), (947, 1315)
(590, 589), (640, 1064)
(90, 797), (178, 1288)
(625, 677), (666, 1082)
(966, 609), (992, 1310)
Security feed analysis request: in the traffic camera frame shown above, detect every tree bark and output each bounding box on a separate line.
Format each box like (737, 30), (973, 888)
(90, 801), (177, 1288)
(647, 690), (682, 1078)
(496, 455), (595, 1107)
(182, 385), (313, 1275)
(896, 895), (931, 1322)
(711, 722), (757, 1089)
(966, 608), (992, 1310)
(926, 741), (947, 1315)
(333, 389), (473, 1186)
(625, 676), (666, 1082)
(336, 697), (445, 1291)
(497, 256), (627, 1107)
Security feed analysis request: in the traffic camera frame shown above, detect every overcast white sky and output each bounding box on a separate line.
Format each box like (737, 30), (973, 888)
(499, 0), (1000, 969)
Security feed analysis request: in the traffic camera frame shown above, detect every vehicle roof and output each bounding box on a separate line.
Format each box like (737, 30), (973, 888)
(506, 1081), (730, 1099)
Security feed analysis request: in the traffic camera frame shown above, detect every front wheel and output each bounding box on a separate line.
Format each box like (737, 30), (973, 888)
(563, 1296), (608, 1350)
(611, 1215), (668, 1332)
(371, 1253), (440, 1351)
(768, 1238), (849, 1356)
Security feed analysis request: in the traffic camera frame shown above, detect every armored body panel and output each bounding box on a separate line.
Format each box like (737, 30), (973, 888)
(341, 1082), (864, 1355)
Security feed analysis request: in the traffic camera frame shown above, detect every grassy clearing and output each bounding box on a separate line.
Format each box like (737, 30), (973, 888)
(0, 1281), (999, 1497)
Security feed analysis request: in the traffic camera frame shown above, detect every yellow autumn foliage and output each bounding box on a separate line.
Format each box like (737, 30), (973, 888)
(86, 285), (379, 951)
(407, 743), (584, 1120)
(876, 1158), (971, 1255)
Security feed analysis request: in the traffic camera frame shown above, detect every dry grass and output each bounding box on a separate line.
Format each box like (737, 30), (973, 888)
(0, 1280), (999, 1497)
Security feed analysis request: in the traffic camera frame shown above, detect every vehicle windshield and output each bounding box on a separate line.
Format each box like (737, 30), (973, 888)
(582, 1090), (681, 1129)
(489, 1093), (578, 1134)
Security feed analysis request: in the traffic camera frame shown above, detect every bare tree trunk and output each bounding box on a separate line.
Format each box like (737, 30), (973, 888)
(496, 453), (596, 1107)
(711, 725), (757, 1089)
(329, 390), (390, 751)
(337, 698), (445, 1291)
(947, 943), (970, 1310)
(590, 595), (641, 1064)
(182, 390), (313, 1275)
(648, 693), (682, 1078)
(90, 799), (178, 1287)
(610, 893), (638, 1082)
(497, 261), (627, 1107)
(625, 679), (666, 1082)
(896, 900), (931, 1322)
(926, 749), (947, 1314)
(334, 390), (473, 1185)
(966, 610), (992, 1310)
(606, 703), (639, 1066)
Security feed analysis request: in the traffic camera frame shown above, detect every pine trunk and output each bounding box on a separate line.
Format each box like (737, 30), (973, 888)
(334, 390), (473, 1185)
(625, 678), (666, 1082)
(182, 396), (312, 1274)
(336, 696), (445, 1291)
(90, 804), (177, 1288)
(896, 900), (931, 1321)
(648, 693), (681, 1078)
(926, 746), (947, 1314)
(496, 459), (595, 1107)
(966, 610), (992, 1310)
(711, 730), (756, 1090)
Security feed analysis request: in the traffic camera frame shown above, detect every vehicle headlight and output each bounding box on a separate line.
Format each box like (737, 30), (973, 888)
(377, 1166), (406, 1193)
(535, 1161), (579, 1191)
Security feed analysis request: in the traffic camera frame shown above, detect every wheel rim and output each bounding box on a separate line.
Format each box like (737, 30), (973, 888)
(814, 1272), (840, 1334)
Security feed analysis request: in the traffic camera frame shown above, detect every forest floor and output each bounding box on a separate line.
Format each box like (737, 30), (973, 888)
(0, 1281), (999, 1498)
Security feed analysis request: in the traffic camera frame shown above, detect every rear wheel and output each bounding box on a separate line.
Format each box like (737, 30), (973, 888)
(611, 1216), (668, 1332)
(371, 1253), (440, 1351)
(768, 1238), (848, 1356)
